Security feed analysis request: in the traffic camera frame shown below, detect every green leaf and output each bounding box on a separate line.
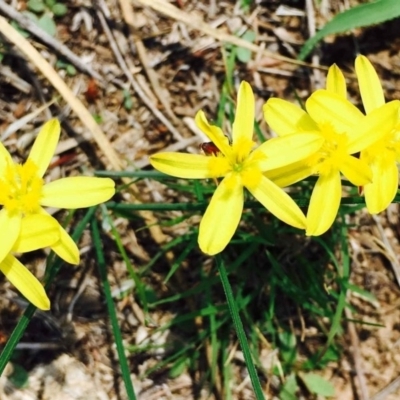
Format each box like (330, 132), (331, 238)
(55, 59), (67, 69)
(92, 219), (137, 400)
(8, 363), (29, 388)
(45, 0), (56, 7)
(216, 255), (265, 399)
(298, 372), (335, 397)
(144, 285), (158, 304)
(52, 3), (68, 17)
(11, 20), (30, 38)
(279, 373), (298, 400)
(299, 0), (400, 60)
(37, 14), (57, 36)
(302, 345), (340, 370)
(169, 356), (188, 378)
(66, 64), (77, 76)
(236, 30), (256, 63)
(344, 282), (377, 302)
(93, 114), (103, 124)
(123, 89), (133, 111)
(278, 331), (297, 367)
(22, 10), (39, 23)
(27, 0), (45, 13)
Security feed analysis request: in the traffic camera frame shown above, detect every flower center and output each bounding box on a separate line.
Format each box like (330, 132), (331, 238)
(0, 159), (43, 215)
(307, 123), (348, 175)
(231, 136), (254, 164)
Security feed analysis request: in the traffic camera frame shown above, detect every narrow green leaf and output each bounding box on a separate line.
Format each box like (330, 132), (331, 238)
(216, 255), (265, 399)
(168, 356), (188, 378)
(92, 219), (137, 400)
(299, 0), (400, 60)
(278, 331), (297, 368)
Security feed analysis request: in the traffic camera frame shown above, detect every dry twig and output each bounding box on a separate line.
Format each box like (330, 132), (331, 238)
(135, 0), (327, 70)
(0, 0), (103, 81)
(95, 5), (184, 142)
(0, 16), (168, 248)
(345, 306), (369, 400)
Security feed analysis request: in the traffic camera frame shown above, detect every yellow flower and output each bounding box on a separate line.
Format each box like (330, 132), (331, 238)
(0, 119), (115, 309)
(355, 55), (400, 213)
(264, 87), (400, 236)
(150, 81), (324, 255)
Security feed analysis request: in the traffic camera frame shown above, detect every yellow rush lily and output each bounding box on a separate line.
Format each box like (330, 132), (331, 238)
(355, 55), (400, 213)
(0, 119), (115, 309)
(264, 85), (400, 236)
(150, 81), (324, 255)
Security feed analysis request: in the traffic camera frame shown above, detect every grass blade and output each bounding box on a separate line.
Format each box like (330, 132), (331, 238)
(216, 255), (265, 399)
(91, 218), (137, 400)
(299, 0), (400, 60)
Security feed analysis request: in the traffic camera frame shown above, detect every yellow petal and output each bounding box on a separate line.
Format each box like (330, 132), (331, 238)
(364, 155), (398, 214)
(195, 111), (232, 157)
(51, 224), (80, 264)
(0, 210), (21, 263)
(326, 64), (347, 98)
(265, 160), (313, 188)
(247, 176), (306, 229)
(306, 171), (341, 236)
(13, 214), (60, 253)
(256, 133), (323, 170)
(150, 152), (230, 179)
(355, 55), (385, 114)
(306, 90), (364, 133)
(347, 100), (400, 154)
(232, 81), (254, 144)
(28, 119), (60, 178)
(263, 98), (318, 136)
(0, 254), (50, 310)
(198, 174), (243, 255)
(41, 177), (115, 208)
(339, 155), (371, 186)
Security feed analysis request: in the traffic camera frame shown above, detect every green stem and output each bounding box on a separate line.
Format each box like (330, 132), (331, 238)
(216, 255), (265, 399)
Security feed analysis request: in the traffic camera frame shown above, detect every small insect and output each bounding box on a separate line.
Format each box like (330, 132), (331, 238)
(200, 141), (221, 186)
(200, 141), (220, 156)
(85, 78), (99, 103)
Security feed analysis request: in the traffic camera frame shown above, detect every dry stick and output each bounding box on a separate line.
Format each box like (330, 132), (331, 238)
(95, 7), (184, 142)
(345, 306), (369, 400)
(305, 0), (322, 89)
(135, 0), (328, 71)
(372, 214), (400, 287)
(135, 39), (180, 125)
(118, 0), (179, 124)
(0, 65), (31, 93)
(0, 16), (167, 246)
(371, 376), (400, 400)
(0, 0), (103, 81)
